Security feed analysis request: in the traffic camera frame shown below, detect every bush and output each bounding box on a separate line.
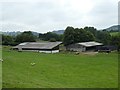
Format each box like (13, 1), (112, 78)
(49, 38), (56, 42)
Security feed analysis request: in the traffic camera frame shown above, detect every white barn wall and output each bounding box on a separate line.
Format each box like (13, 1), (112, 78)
(39, 50), (52, 53)
(39, 50), (59, 53)
(20, 50), (39, 52)
(19, 50), (59, 53)
(51, 50), (59, 53)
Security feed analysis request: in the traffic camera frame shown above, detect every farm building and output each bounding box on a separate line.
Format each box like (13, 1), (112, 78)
(96, 45), (117, 52)
(12, 42), (62, 53)
(66, 41), (103, 52)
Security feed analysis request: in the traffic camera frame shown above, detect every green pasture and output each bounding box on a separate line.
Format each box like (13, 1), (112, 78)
(110, 32), (119, 36)
(2, 46), (118, 88)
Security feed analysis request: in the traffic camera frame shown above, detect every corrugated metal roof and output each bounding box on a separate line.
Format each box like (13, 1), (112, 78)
(78, 41), (103, 47)
(13, 42), (62, 49)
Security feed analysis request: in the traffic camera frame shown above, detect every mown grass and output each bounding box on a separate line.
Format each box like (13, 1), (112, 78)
(2, 46), (118, 88)
(110, 32), (119, 36)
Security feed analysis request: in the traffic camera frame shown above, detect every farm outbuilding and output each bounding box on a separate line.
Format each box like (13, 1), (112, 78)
(66, 41), (103, 52)
(12, 42), (62, 53)
(96, 45), (117, 52)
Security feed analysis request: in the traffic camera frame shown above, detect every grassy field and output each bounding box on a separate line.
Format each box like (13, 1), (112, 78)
(110, 32), (119, 36)
(2, 46), (118, 88)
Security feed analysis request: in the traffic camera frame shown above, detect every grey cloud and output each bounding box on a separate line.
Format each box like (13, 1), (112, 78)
(0, 0), (119, 32)
(87, 0), (118, 28)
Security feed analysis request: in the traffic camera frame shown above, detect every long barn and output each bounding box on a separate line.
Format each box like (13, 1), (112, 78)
(13, 42), (62, 53)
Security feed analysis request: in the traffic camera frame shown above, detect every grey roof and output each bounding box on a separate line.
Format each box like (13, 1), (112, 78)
(78, 41), (103, 47)
(13, 42), (62, 49)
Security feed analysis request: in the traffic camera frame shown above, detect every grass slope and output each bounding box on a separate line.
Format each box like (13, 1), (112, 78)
(2, 46), (118, 88)
(110, 32), (119, 36)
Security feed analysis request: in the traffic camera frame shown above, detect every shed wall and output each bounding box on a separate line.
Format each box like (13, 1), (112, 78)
(66, 44), (86, 52)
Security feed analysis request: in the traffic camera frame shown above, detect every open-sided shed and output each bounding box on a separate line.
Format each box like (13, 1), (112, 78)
(66, 41), (103, 52)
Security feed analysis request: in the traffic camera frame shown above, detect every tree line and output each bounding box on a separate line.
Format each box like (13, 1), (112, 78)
(2, 31), (36, 46)
(39, 32), (63, 42)
(63, 26), (120, 50)
(63, 26), (112, 46)
(1, 26), (120, 49)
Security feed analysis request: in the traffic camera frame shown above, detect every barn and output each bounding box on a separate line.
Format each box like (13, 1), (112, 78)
(96, 45), (117, 52)
(66, 41), (103, 52)
(12, 42), (62, 53)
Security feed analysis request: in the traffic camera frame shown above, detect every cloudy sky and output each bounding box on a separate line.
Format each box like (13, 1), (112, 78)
(0, 0), (119, 33)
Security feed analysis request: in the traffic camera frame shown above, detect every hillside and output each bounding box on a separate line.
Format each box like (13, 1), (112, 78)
(2, 31), (40, 37)
(0, 23), (40, 37)
(110, 32), (119, 36)
(1, 24), (120, 36)
(105, 25), (120, 32)
(52, 30), (64, 35)
(52, 25), (120, 34)
(2, 31), (21, 36)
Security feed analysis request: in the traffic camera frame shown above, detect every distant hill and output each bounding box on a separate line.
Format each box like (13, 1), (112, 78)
(31, 31), (40, 37)
(52, 25), (120, 34)
(1, 23), (119, 36)
(2, 31), (39, 37)
(52, 30), (64, 35)
(2, 31), (21, 36)
(104, 25), (120, 32)
(0, 23), (40, 37)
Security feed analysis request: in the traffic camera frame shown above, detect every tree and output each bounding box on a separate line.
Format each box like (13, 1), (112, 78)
(2, 35), (17, 45)
(83, 26), (112, 45)
(75, 28), (95, 42)
(49, 38), (56, 42)
(63, 26), (75, 46)
(111, 33), (120, 51)
(96, 31), (111, 45)
(84, 26), (97, 36)
(15, 31), (36, 43)
(63, 26), (95, 46)
(39, 32), (62, 41)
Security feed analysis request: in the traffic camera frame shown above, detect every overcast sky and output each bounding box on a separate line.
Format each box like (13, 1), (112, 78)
(0, 0), (119, 33)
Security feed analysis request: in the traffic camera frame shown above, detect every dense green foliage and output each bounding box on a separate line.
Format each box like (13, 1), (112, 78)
(84, 27), (111, 45)
(96, 31), (111, 45)
(2, 31), (36, 45)
(2, 46), (118, 88)
(63, 26), (95, 45)
(39, 32), (63, 42)
(84, 27), (97, 36)
(49, 38), (56, 42)
(2, 35), (17, 46)
(63, 27), (75, 45)
(15, 31), (36, 43)
(63, 26), (112, 45)
(111, 33), (120, 50)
